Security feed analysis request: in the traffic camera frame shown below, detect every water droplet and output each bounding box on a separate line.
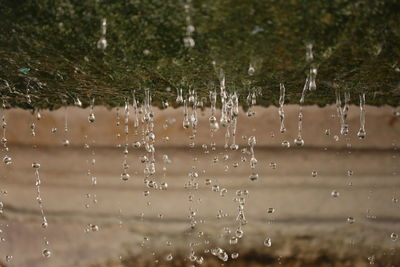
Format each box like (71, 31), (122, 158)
(63, 139), (70, 147)
(42, 249), (51, 258)
(88, 113), (95, 123)
(42, 221), (48, 228)
(91, 224), (99, 232)
(391, 232), (398, 241)
(32, 162), (41, 169)
(368, 255), (375, 265)
(263, 237), (272, 247)
(312, 170), (318, 177)
(267, 208), (275, 214)
(347, 217), (355, 224)
(3, 155), (12, 165)
(166, 253), (173, 261)
(97, 37), (107, 50)
(248, 64), (255, 76)
(183, 36), (195, 48)
(294, 137), (304, 147)
(121, 172), (130, 181)
(249, 172), (259, 181)
(331, 190), (340, 198)
(281, 141), (290, 148)
(357, 128), (366, 139)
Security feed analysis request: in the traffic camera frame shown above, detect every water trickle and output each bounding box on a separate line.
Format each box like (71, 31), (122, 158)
(357, 93), (366, 139)
(278, 83), (286, 133)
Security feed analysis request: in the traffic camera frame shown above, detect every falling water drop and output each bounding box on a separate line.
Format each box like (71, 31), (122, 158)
(308, 67), (317, 91)
(97, 18), (108, 50)
(391, 232), (398, 241)
(248, 63), (255, 76)
(331, 190), (340, 198)
(278, 83), (286, 133)
(42, 249), (51, 258)
(166, 253), (173, 261)
(281, 141), (290, 148)
(263, 237), (272, 247)
(306, 43), (314, 62)
(347, 217), (355, 224)
(357, 93), (366, 139)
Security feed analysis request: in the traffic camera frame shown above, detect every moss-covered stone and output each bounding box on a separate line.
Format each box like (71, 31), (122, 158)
(0, 0), (399, 109)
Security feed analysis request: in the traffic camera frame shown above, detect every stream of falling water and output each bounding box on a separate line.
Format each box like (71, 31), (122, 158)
(31, 111), (51, 258)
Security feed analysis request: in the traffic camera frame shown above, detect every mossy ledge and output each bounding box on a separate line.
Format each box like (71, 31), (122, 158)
(0, 0), (399, 110)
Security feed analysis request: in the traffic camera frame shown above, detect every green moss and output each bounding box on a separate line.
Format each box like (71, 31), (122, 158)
(0, 0), (399, 109)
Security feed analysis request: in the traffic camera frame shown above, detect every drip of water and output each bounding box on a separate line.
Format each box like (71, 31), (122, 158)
(183, 99), (190, 129)
(306, 43), (314, 62)
(176, 88), (183, 104)
(308, 67), (317, 91)
(278, 83), (286, 133)
(294, 106), (304, 146)
(121, 100), (130, 181)
(357, 93), (366, 139)
(248, 63), (255, 76)
(63, 107), (70, 146)
(88, 98), (95, 123)
(248, 136), (258, 181)
(300, 76), (309, 104)
(97, 18), (108, 50)
(183, 0), (195, 48)
(74, 97), (82, 107)
(189, 89), (198, 147)
(209, 89), (219, 133)
(132, 91), (139, 129)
